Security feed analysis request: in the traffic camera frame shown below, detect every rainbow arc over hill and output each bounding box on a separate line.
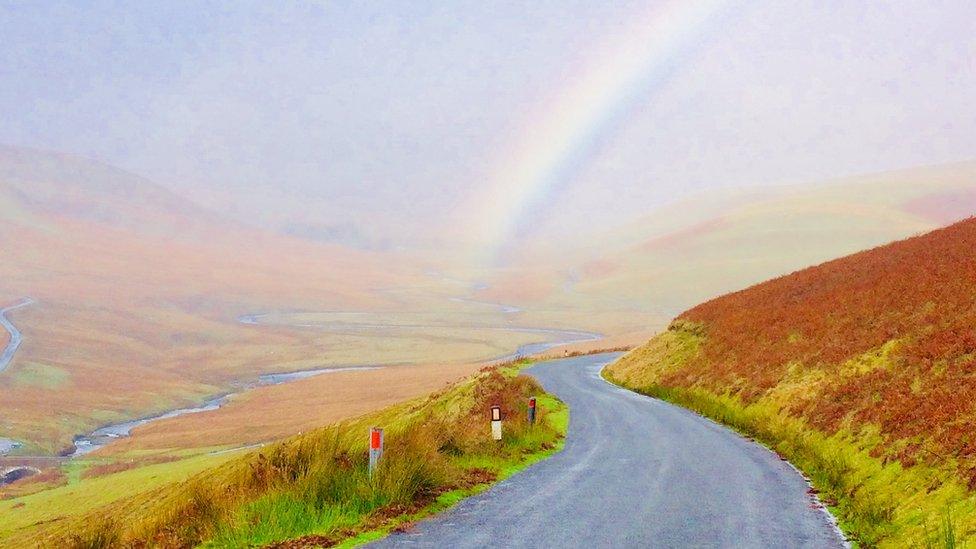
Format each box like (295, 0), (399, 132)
(475, 0), (732, 262)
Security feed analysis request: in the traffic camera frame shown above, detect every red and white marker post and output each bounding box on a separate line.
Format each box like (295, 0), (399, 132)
(528, 397), (537, 425)
(369, 427), (384, 476)
(490, 405), (503, 441)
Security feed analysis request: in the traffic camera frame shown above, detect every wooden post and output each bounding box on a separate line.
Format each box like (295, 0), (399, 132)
(491, 405), (502, 441)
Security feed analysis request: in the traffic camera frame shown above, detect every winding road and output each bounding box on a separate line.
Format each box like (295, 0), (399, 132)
(372, 353), (846, 548)
(0, 298), (32, 374)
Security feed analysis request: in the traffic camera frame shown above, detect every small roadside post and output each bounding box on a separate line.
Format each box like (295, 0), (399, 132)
(369, 427), (384, 476)
(528, 397), (537, 425)
(490, 405), (503, 441)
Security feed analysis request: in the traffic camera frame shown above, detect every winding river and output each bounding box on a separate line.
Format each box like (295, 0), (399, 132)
(5, 296), (599, 459)
(67, 366), (382, 457)
(0, 298), (33, 456)
(0, 297), (32, 375)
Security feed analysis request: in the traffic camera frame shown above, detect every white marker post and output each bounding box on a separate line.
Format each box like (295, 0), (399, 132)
(369, 427), (384, 476)
(491, 405), (503, 441)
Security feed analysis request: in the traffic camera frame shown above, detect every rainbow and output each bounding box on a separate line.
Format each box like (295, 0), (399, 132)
(474, 0), (733, 262)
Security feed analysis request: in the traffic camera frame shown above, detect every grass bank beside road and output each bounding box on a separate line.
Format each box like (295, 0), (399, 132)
(10, 362), (567, 548)
(605, 341), (970, 547)
(603, 214), (976, 547)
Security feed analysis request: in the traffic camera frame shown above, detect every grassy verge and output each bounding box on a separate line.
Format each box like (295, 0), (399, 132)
(335, 389), (567, 549)
(0, 451), (240, 541)
(604, 366), (973, 547)
(13, 362), (566, 548)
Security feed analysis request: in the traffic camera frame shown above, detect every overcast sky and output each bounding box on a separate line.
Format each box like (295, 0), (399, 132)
(1, 1), (974, 250)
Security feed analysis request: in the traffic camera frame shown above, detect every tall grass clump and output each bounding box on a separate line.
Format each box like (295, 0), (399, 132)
(23, 367), (565, 548)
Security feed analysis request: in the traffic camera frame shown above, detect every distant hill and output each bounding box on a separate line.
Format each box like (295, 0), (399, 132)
(0, 146), (411, 453)
(606, 216), (976, 545)
(0, 146), (221, 235)
(481, 162), (976, 338)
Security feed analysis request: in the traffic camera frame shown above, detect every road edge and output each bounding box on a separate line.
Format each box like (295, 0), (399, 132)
(345, 365), (570, 547)
(596, 361), (851, 548)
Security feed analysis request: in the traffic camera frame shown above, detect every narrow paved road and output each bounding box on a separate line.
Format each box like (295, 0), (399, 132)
(372, 353), (845, 548)
(0, 298), (32, 374)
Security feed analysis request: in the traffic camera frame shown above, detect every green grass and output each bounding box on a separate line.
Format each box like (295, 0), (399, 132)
(11, 362), (71, 389)
(604, 319), (976, 547)
(602, 372), (972, 547)
(204, 367), (568, 548)
(329, 415), (567, 549)
(922, 507), (958, 549)
(12, 365), (567, 548)
(0, 451), (236, 540)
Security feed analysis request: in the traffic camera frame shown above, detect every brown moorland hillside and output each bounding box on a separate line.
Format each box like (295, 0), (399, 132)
(675, 217), (976, 476)
(606, 216), (976, 545)
(0, 146), (427, 453)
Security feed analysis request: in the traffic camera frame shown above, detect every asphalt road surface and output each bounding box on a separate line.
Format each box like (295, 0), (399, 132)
(371, 353), (846, 548)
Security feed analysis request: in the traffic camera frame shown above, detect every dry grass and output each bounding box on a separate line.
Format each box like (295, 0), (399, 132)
(674, 217), (976, 483)
(97, 362), (486, 455)
(9, 152), (969, 458)
(0, 211), (420, 453)
(80, 456), (182, 480)
(10, 366), (563, 548)
(0, 148), (545, 454)
(0, 466), (66, 500)
(606, 217), (976, 546)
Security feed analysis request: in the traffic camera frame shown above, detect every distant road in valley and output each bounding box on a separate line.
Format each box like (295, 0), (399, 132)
(372, 353), (846, 548)
(0, 298), (32, 374)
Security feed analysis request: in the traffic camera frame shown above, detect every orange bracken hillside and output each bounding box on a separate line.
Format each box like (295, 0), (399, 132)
(606, 216), (976, 544)
(674, 216), (976, 483)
